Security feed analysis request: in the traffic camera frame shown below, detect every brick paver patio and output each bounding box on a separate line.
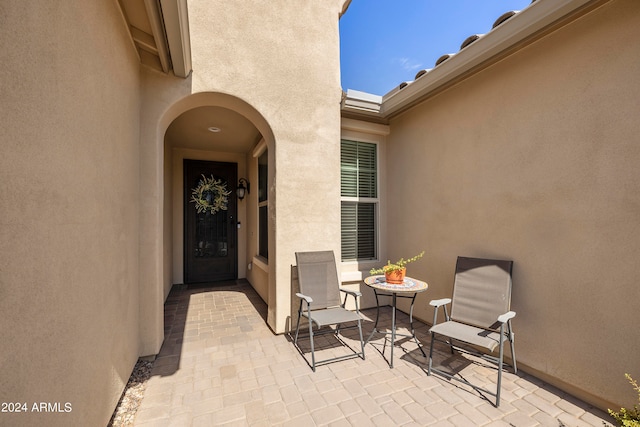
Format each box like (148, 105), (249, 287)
(133, 280), (613, 426)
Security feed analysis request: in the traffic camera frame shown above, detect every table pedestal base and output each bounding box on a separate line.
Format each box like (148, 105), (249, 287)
(365, 289), (427, 368)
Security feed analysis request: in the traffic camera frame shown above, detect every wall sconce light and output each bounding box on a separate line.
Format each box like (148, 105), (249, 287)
(237, 178), (250, 200)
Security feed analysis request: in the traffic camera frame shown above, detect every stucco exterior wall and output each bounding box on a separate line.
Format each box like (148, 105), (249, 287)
(139, 68), (192, 357)
(0, 1), (142, 426)
(385, 0), (639, 409)
(185, 0), (346, 332)
(135, 0), (348, 360)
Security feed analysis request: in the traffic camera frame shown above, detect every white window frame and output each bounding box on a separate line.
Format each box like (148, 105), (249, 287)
(341, 139), (379, 262)
(340, 119), (390, 282)
(252, 139), (269, 267)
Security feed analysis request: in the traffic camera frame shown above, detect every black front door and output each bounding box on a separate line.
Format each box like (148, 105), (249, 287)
(184, 159), (238, 283)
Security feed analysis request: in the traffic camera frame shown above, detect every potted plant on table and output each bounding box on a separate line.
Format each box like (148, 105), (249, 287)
(369, 251), (425, 284)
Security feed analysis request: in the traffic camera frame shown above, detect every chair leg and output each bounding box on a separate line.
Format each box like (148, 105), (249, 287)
(496, 356), (504, 406)
(508, 322), (517, 374)
(308, 318), (316, 372)
(357, 319), (365, 359)
(496, 326), (507, 407)
(428, 332), (435, 375)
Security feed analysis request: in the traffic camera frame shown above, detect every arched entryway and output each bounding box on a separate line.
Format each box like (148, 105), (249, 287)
(160, 92), (275, 303)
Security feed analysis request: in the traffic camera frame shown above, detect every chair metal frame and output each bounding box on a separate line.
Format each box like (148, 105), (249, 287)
(428, 257), (517, 407)
(293, 251), (365, 371)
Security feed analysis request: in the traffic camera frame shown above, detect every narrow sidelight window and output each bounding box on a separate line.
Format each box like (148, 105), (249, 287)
(258, 150), (268, 259)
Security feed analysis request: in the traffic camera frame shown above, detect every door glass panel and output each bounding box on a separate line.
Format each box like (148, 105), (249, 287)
(195, 209), (228, 258)
(190, 174), (231, 259)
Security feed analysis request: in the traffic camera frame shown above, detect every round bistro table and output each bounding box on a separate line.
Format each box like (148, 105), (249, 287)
(363, 275), (429, 368)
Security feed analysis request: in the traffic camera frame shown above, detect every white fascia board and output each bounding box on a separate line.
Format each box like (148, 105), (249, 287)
(346, 89), (383, 103)
(160, 0), (192, 78)
(381, 0), (599, 118)
(341, 89), (383, 117)
(144, 0), (171, 73)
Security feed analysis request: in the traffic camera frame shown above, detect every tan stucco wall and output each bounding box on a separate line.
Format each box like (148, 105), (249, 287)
(135, 0), (348, 360)
(0, 1), (142, 426)
(2, 0), (635, 423)
(171, 0), (345, 333)
(385, 0), (639, 409)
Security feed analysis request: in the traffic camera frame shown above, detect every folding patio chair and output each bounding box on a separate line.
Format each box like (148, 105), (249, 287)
(428, 257), (516, 407)
(293, 251), (365, 371)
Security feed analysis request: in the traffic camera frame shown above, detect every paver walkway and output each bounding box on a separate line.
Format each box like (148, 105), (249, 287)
(134, 280), (613, 426)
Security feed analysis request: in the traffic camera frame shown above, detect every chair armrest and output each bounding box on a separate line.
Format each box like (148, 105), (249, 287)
(430, 298), (452, 325)
(497, 311), (516, 323)
(429, 298), (452, 307)
(296, 293), (313, 304)
(339, 287), (362, 298)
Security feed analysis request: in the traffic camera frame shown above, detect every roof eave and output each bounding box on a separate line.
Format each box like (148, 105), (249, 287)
(341, 0), (609, 122)
(160, 0), (192, 78)
(340, 89), (388, 123)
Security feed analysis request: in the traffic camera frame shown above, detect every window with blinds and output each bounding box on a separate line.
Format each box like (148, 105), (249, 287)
(341, 140), (377, 261)
(258, 150), (268, 259)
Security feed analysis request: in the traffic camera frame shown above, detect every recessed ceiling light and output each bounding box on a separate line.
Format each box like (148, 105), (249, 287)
(208, 126), (221, 133)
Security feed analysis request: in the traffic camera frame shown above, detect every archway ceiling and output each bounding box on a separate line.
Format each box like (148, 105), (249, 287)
(165, 106), (261, 152)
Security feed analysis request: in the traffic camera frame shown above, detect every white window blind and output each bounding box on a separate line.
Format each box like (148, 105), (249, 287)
(341, 140), (377, 261)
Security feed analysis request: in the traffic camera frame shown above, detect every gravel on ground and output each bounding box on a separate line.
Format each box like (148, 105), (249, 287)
(107, 359), (154, 427)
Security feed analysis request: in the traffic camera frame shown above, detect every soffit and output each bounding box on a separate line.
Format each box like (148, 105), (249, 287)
(116, 0), (191, 77)
(165, 106), (261, 153)
(117, 0), (169, 73)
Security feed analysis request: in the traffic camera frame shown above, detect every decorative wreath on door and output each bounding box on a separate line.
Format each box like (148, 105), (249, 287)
(190, 174), (231, 215)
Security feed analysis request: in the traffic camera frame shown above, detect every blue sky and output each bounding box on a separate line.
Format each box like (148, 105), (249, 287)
(340, 0), (533, 96)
